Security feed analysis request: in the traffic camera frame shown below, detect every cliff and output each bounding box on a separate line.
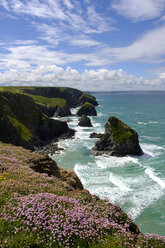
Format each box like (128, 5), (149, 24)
(0, 92), (74, 150)
(0, 142), (164, 248)
(0, 86), (98, 117)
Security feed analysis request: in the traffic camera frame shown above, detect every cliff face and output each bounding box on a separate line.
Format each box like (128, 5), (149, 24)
(22, 87), (98, 107)
(0, 142), (164, 248)
(0, 92), (74, 149)
(0, 86), (98, 118)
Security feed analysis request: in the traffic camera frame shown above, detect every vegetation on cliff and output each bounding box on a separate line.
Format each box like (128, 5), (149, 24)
(0, 142), (164, 248)
(93, 116), (143, 156)
(0, 92), (73, 149)
(0, 87), (98, 118)
(76, 102), (97, 116)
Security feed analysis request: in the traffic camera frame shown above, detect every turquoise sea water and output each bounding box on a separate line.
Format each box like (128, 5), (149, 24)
(52, 92), (165, 236)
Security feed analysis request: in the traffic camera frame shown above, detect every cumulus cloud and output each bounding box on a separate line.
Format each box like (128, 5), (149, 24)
(0, 65), (165, 90)
(112, 0), (165, 21)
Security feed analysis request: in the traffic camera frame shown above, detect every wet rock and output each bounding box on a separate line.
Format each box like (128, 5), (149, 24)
(90, 132), (104, 138)
(78, 115), (93, 127)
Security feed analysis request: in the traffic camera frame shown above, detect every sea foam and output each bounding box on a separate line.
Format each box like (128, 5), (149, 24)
(109, 173), (132, 192)
(145, 168), (165, 189)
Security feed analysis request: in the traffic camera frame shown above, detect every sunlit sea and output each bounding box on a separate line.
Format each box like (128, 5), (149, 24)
(52, 91), (165, 235)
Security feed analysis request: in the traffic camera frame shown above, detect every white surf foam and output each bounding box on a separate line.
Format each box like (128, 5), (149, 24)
(95, 155), (140, 169)
(127, 184), (164, 219)
(138, 121), (147, 125)
(141, 143), (165, 157)
(97, 112), (107, 117)
(109, 173), (133, 192)
(142, 136), (161, 141)
(148, 121), (159, 124)
(145, 168), (165, 189)
(70, 107), (79, 115)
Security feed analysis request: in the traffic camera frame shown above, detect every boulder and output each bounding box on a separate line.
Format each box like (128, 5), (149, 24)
(90, 132), (104, 138)
(93, 116), (143, 157)
(78, 115), (93, 127)
(28, 155), (83, 190)
(76, 102), (97, 116)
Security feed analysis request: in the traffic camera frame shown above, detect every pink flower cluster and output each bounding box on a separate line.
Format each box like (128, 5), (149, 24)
(3, 193), (129, 247)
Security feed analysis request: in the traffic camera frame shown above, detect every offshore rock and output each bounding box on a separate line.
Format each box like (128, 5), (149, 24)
(76, 102), (97, 116)
(93, 116), (143, 157)
(78, 115), (93, 127)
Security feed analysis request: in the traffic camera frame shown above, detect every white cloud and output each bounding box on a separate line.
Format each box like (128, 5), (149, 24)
(63, 0), (73, 10)
(101, 25), (165, 63)
(8, 0), (67, 20)
(1, 0), (9, 11)
(69, 38), (101, 47)
(0, 65), (165, 90)
(112, 0), (165, 21)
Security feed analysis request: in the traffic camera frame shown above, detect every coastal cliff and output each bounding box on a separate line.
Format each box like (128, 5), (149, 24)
(0, 91), (74, 150)
(0, 142), (164, 248)
(0, 87), (164, 247)
(0, 86), (98, 117)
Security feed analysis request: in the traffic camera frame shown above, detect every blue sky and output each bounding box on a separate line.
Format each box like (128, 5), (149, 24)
(0, 0), (165, 90)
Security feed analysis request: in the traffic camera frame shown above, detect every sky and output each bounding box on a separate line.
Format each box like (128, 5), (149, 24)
(0, 0), (165, 91)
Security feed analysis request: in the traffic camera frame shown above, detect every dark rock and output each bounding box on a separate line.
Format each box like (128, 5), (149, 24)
(34, 142), (64, 156)
(37, 104), (58, 118)
(93, 116), (143, 157)
(76, 102), (97, 116)
(28, 155), (83, 190)
(0, 92), (74, 150)
(54, 105), (71, 117)
(128, 223), (140, 234)
(78, 115), (93, 127)
(90, 132), (104, 138)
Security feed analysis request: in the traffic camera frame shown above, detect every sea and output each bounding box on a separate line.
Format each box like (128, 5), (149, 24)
(51, 91), (165, 236)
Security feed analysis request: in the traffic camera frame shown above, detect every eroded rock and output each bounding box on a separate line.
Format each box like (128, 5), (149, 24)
(93, 116), (143, 157)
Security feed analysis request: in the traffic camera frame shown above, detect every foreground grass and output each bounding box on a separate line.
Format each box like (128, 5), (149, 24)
(0, 142), (165, 247)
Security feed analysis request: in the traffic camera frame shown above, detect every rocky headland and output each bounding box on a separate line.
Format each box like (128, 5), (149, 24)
(93, 116), (144, 157)
(0, 87), (98, 152)
(0, 87), (164, 247)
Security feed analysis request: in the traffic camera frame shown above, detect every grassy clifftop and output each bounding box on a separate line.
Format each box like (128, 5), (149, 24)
(0, 142), (164, 247)
(0, 87), (98, 114)
(0, 92), (72, 149)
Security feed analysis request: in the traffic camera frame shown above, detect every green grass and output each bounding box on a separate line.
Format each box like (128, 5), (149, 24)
(0, 87), (67, 109)
(29, 95), (66, 108)
(110, 117), (135, 143)
(7, 115), (33, 142)
(82, 102), (95, 108)
(0, 143), (164, 248)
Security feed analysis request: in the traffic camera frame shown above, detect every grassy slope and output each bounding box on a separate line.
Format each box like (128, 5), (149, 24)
(0, 142), (164, 248)
(0, 87), (66, 108)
